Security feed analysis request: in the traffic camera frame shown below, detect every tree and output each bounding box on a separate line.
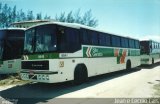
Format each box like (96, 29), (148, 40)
(1, 4), (9, 27)
(16, 9), (26, 22)
(36, 12), (42, 20)
(82, 9), (98, 27)
(44, 14), (51, 19)
(66, 11), (74, 23)
(19, 9), (27, 21)
(7, 7), (12, 27)
(0, 3), (99, 28)
(11, 6), (17, 23)
(0, 3), (3, 27)
(55, 9), (98, 27)
(74, 9), (82, 23)
(0, 3), (54, 28)
(55, 12), (66, 22)
(27, 10), (35, 20)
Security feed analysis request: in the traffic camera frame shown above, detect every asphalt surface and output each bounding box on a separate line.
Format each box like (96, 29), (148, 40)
(0, 62), (160, 104)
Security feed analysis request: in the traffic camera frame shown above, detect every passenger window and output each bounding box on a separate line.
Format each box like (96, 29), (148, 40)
(81, 29), (90, 45)
(65, 27), (80, 52)
(99, 33), (106, 46)
(90, 31), (98, 45)
(111, 36), (120, 47)
(135, 40), (140, 49)
(129, 39), (135, 48)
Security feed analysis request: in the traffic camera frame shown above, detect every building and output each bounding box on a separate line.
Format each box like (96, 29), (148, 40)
(10, 20), (56, 28)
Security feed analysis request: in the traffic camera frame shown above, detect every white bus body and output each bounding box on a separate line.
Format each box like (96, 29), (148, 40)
(140, 40), (160, 65)
(0, 28), (25, 74)
(20, 22), (140, 83)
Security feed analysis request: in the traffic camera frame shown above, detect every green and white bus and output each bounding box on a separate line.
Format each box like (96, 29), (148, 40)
(140, 40), (160, 65)
(0, 28), (25, 74)
(20, 22), (140, 84)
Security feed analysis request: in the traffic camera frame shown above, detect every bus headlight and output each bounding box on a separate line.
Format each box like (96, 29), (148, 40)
(42, 75), (45, 80)
(38, 74), (42, 80)
(46, 75), (49, 80)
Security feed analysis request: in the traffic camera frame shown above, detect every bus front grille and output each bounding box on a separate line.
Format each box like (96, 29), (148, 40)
(22, 61), (49, 70)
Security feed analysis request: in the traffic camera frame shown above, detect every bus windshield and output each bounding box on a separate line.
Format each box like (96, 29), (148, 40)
(140, 41), (149, 54)
(24, 29), (35, 53)
(3, 30), (24, 60)
(24, 25), (57, 54)
(0, 30), (5, 60)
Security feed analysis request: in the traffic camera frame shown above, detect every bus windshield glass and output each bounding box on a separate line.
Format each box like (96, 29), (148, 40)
(0, 30), (5, 60)
(3, 30), (24, 60)
(140, 41), (149, 54)
(24, 25), (57, 54)
(24, 29), (35, 53)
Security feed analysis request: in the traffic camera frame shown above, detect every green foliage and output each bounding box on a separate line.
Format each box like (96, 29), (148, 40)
(0, 3), (52, 28)
(0, 3), (98, 28)
(55, 9), (98, 27)
(36, 12), (42, 20)
(27, 10), (35, 20)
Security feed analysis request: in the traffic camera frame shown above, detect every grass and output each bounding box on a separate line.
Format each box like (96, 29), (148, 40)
(0, 74), (30, 86)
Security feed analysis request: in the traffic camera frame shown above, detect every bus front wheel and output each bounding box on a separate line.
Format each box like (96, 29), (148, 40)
(74, 64), (88, 85)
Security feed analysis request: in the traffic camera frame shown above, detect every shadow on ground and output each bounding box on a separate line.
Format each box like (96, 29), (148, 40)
(0, 63), (159, 104)
(139, 62), (160, 69)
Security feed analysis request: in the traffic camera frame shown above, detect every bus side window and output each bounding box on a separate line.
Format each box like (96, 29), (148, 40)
(81, 29), (90, 45)
(65, 27), (80, 52)
(106, 33), (111, 46)
(129, 39), (135, 48)
(99, 33), (106, 46)
(99, 33), (111, 46)
(57, 26), (66, 52)
(135, 40), (139, 49)
(125, 38), (129, 48)
(90, 31), (98, 45)
(152, 42), (154, 49)
(121, 38), (125, 48)
(111, 35), (120, 47)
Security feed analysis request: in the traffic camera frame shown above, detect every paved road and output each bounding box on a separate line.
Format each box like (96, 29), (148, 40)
(0, 62), (160, 104)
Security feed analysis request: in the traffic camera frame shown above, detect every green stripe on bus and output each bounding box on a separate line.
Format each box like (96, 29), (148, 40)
(83, 47), (114, 57)
(23, 47), (140, 60)
(83, 47), (140, 58)
(23, 53), (59, 60)
(83, 46), (140, 64)
(0, 60), (3, 64)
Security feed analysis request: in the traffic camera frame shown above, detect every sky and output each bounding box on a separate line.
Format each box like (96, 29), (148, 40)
(1, 0), (160, 42)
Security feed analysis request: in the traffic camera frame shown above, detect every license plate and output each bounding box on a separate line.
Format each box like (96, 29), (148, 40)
(29, 75), (37, 80)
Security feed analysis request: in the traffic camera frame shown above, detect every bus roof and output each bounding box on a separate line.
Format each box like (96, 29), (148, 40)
(26, 22), (139, 41)
(141, 40), (160, 43)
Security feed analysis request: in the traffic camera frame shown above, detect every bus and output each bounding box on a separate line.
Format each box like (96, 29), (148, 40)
(140, 40), (160, 65)
(20, 22), (140, 84)
(0, 28), (25, 74)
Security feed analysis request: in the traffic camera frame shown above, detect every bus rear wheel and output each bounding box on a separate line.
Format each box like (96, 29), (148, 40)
(126, 60), (131, 71)
(152, 58), (154, 64)
(74, 64), (88, 85)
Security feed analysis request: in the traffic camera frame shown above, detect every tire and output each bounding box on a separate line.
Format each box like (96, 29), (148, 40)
(152, 58), (154, 64)
(126, 60), (131, 71)
(74, 64), (88, 85)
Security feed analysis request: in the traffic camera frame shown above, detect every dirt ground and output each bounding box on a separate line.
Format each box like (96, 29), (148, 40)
(0, 75), (30, 91)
